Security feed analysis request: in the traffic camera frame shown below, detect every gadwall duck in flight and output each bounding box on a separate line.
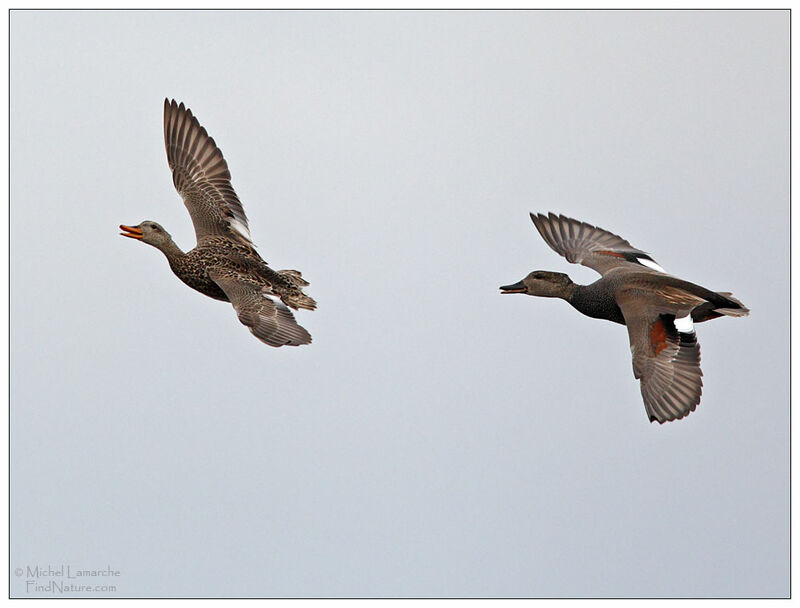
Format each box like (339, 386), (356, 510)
(500, 213), (748, 423)
(120, 99), (315, 347)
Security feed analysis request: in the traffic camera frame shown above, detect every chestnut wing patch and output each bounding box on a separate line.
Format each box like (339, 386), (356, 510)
(622, 311), (704, 424)
(650, 317), (669, 356)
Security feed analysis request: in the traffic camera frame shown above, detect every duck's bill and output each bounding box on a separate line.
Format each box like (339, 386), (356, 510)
(119, 224), (143, 239)
(500, 281), (527, 294)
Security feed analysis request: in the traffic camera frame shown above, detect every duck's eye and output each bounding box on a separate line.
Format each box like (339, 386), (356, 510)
(152, 225), (159, 231)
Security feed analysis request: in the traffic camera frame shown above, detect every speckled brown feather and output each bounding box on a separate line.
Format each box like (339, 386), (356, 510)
(164, 239), (316, 313)
(122, 100), (315, 347)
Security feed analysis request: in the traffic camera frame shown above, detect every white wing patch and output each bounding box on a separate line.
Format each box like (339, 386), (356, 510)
(638, 257), (666, 273)
(230, 218), (252, 242)
(674, 314), (694, 334)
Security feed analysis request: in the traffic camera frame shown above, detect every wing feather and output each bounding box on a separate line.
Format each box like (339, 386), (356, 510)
(207, 269), (311, 347)
(530, 213), (662, 275)
(164, 99), (253, 245)
(617, 291), (703, 423)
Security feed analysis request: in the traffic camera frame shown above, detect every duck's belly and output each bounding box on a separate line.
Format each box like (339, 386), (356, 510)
(180, 273), (229, 301)
(170, 258), (229, 301)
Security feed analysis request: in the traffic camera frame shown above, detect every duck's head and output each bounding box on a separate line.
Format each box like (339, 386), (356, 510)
(119, 221), (173, 249)
(500, 270), (573, 298)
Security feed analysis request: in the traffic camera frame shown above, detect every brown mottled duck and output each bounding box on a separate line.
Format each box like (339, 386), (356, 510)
(500, 213), (748, 423)
(120, 99), (315, 347)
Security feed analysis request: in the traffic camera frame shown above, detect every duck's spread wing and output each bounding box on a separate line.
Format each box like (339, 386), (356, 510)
(530, 213), (664, 276)
(164, 99), (252, 246)
(208, 269), (311, 347)
(616, 291), (703, 423)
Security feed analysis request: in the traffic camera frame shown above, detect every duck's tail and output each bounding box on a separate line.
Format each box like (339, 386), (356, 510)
(712, 292), (750, 317)
(278, 269), (310, 286)
(277, 271), (316, 311)
(692, 291), (749, 323)
(288, 292), (317, 311)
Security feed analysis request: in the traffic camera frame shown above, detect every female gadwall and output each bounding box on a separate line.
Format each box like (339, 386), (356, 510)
(120, 99), (315, 347)
(500, 213), (748, 423)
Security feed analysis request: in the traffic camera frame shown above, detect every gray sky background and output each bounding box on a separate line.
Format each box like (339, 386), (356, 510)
(10, 10), (788, 598)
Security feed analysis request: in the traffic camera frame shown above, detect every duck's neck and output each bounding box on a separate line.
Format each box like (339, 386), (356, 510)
(559, 279), (579, 302)
(567, 283), (592, 312)
(156, 239), (186, 265)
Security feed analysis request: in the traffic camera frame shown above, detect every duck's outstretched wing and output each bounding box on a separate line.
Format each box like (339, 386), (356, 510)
(616, 289), (704, 423)
(164, 99), (253, 246)
(208, 269), (311, 347)
(530, 213), (664, 276)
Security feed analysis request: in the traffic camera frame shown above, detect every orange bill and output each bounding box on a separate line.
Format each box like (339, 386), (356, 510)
(119, 224), (143, 240)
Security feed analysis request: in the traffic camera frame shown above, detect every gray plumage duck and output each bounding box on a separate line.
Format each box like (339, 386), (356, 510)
(500, 213), (748, 423)
(120, 99), (315, 347)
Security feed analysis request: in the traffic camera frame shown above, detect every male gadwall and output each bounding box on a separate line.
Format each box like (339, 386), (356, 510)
(500, 213), (748, 423)
(120, 99), (315, 347)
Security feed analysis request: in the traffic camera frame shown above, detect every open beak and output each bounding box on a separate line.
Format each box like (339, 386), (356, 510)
(119, 224), (143, 240)
(500, 281), (528, 294)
